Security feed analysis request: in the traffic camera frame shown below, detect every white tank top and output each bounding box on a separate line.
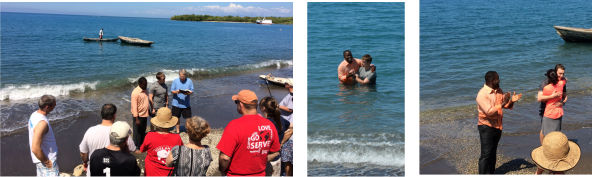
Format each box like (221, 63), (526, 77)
(28, 111), (58, 163)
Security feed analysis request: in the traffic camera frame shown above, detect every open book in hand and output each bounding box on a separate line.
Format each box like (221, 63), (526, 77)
(179, 89), (191, 94)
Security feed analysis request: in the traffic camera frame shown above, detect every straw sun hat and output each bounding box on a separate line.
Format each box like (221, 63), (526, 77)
(531, 131), (581, 172)
(150, 107), (178, 129)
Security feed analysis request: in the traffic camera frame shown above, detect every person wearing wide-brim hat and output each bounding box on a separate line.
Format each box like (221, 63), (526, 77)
(140, 107), (183, 176)
(532, 131), (580, 174)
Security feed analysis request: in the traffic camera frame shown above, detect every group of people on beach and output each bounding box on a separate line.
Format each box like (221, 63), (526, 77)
(476, 64), (580, 174)
(338, 50), (377, 85)
(28, 69), (294, 176)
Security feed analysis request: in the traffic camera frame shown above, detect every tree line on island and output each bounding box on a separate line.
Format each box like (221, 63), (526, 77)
(170, 15), (293, 24)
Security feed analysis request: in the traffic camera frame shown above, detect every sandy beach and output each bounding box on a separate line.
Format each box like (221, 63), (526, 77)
(420, 98), (592, 174)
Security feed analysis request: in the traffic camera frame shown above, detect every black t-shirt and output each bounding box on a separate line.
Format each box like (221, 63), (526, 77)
(90, 148), (140, 176)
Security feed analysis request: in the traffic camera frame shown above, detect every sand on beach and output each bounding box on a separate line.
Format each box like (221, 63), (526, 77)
(420, 101), (592, 175)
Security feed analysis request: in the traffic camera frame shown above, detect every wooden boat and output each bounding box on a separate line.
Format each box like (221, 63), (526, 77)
(118, 36), (154, 46)
(553, 26), (592, 43)
(83, 37), (119, 42)
(259, 74), (293, 86)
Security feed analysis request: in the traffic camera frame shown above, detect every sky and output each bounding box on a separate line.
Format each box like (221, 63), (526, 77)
(0, 2), (293, 18)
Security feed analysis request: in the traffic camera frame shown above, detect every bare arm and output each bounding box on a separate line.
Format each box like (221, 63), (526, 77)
(279, 105), (292, 113)
(537, 90), (561, 102)
(267, 151), (279, 161)
(165, 151), (174, 167)
(80, 152), (88, 168)
(32, 121), (52, 168)
(219, 152), (231, 174)
(355, 75), (370, 84)
(281, 123), (293, 145)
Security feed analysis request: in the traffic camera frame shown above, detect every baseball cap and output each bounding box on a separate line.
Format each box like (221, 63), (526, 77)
(232, 89), (258, 104)
(110, 121), (131, 140)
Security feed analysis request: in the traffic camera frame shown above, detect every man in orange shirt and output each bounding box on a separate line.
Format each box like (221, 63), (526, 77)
(131, 77), (151, 147)
(475, 71), (522, 174)
(337, 50), (375, 85)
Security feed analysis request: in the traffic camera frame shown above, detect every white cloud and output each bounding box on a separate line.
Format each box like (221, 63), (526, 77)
(181, 3), (292, 17)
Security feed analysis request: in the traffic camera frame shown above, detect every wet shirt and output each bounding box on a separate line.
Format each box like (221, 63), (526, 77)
(131, 86), (150, 117)
(217, 115), (281, 176)
(89, 148), (140, 176)
(337, 58), (362, 84)
(149, 82), (168, 109)
(358, 66), (377, 84)
(543, 79), (566, 119)
(476, 84), (505, 130)
(140, 132), (183, 176)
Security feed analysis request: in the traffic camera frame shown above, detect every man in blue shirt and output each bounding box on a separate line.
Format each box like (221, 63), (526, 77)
(171, 69), (194, 133)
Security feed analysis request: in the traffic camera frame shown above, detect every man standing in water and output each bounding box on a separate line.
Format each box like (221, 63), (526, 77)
(99, 28), (103, 39)
(171, 69), (194, 133)
(475, 71), (522, 174)
(29, 95), (59, 176)
(337, 50), (362, 85)
(338, 50), (375, 85)
(355, 54), (377, 85)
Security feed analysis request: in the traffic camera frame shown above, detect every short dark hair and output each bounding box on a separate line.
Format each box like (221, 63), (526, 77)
(362, 54), (372, 62)
(555, 64), (565, 71)
(485, 71), (498, 83)
(38, 95), (56, 109)
(138, 77), (147, 86)
(156, 72), (164, 80)
(484, 71), (500, 89)
(101, 104), (117, 120)
(343, 50), (351, 56)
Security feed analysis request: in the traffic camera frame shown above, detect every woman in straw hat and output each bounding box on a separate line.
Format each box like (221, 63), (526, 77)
(166, 116), (212, 176)
(532, 131), (580, 174)
(140, 107), (183, 176)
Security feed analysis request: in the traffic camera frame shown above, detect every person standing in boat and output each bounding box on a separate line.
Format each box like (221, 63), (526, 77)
(99, 28), (103, 39)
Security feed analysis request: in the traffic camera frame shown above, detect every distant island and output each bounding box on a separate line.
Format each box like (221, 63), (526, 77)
(170, 15), (293, 24)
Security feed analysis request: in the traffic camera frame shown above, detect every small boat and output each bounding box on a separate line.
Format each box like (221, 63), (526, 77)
(83, 37), (119, 42)
(259, 74), (293, 86)
(256, 17), (273, 25)
(553, 26), (592, 43)
(118, 36), (154, 46)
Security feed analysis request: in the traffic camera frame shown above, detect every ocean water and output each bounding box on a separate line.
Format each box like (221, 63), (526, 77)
(420, 0), (591, 173)
(308, 3), (405, 176)
(0, 12), (293, 133)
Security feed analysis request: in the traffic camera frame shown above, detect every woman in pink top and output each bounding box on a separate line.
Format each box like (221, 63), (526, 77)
(537, 69), (566, 142)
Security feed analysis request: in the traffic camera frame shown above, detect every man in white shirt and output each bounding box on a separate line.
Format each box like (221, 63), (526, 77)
(28, 95), (59, 177)
(79, 104), (136, 175)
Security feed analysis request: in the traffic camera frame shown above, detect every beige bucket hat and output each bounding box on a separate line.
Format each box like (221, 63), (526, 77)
(150, 107), (178, 129)
(531, 131), (581, 172)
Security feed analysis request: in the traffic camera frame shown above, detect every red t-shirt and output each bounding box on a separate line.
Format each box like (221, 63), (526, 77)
(216, 114), (281, 176)
(140, 132), (183, 176)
